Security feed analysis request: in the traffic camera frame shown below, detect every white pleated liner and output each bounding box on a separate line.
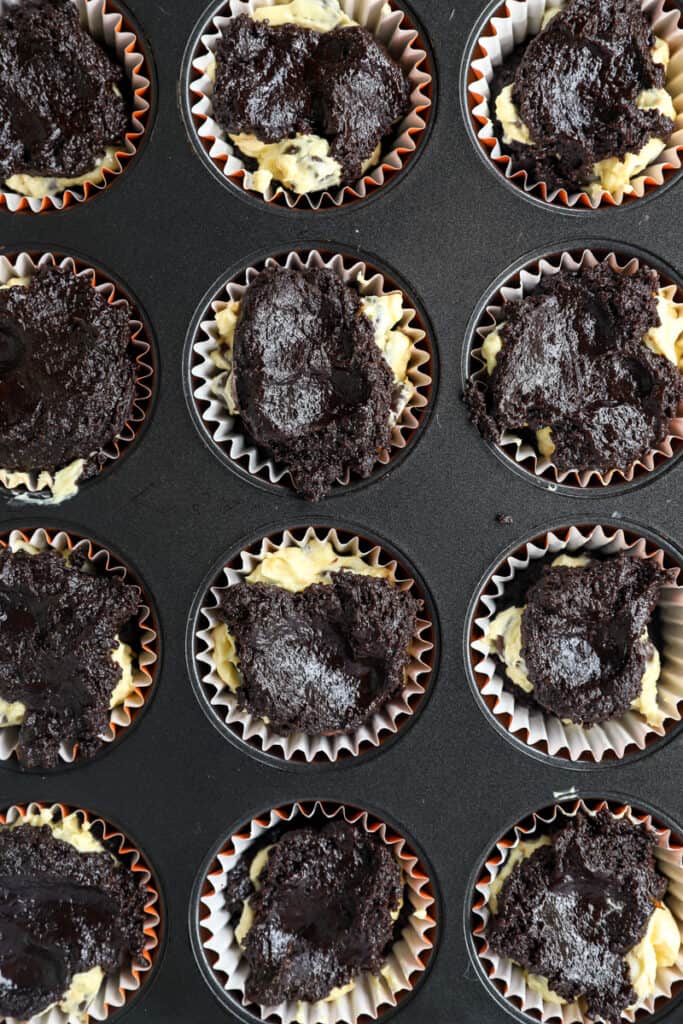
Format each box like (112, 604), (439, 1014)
(470, 524), (683, 763)
(0, 0), (150, 213)
(194, 526), (434, 762)
(468, 248), (683, 488)
(0, 252), (154, 502)
(188, 0), (432, 209)
(198, 801), (436, 1024)
(190, 249), (432, 490)
(467, 0), (683, 209)
(0, 801), (160, 1024)
(472, 798), (683, 1023)
(0, 529), (158, 766)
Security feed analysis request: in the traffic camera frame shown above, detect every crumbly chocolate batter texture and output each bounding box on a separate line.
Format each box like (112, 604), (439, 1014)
(0, 548), (140, 769)
(520, 555), (673, 725)
(218, 573), (419, 734)
(213, 15), (410, 183)
(232, 267), (398, 501)
(492, 0), (674, 191)
(0, 821), (147, 1020)
(465, 264), (683, 474)
(0, 0), (128, 181)
(0, 266), (136, 479)
(488, 811), (668, 1024)
(225, 821), (402, 1005)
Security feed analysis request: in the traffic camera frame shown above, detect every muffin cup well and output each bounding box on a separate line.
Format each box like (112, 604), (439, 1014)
(0, 801), (161, 1024)
(467, 522), (683, 765)
(0, 0), (151, 213)
(465, 247), (683, 490)
(466, 0), (683, 211)
(0, 252), (154, 503)
(0, 528), (158, 769)
(193, 800), (437, 1023)
(470, 797), (683, 1023)
(188, 248), (433, 495)
(189, 525), (435, 765)
(185, 0), (433, 210)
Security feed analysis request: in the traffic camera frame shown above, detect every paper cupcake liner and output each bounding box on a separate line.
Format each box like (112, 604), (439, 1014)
(0, 801), (161, 1024)
(195, 800), (437, 1023)
(189, 249), (433, 494)
(0, 0), (151, 214)
(471, 797), (683, 1022)
(468, 523), (683, 764)
(0, 252), (154, 503)
(467, 0), (683, 210)
(191, 525), (435, 763)
(0, 528), (158, 767)
(466, 247), (683, 489)
(186, 0), (432, 210)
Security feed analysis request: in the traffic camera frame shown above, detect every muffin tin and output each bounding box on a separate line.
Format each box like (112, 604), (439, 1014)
(2, 0), (683, 1022)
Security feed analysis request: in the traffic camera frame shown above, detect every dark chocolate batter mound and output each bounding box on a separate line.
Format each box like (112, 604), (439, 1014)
(491, 0), (674, 191)
(465, 264), (683, 474)
(217, 572), (419, 734)
(488, 810), (668, 1024)
(0, 0), (129, 182)
(225, 820), (402, 1005)
(0, 820), (147, 1019)
(520, 554), (673, 725)
(213, 15), (410, 184)
(232, 267), (397, 501)
(0, 265), (136, 481)
(0, 547), (140, 769)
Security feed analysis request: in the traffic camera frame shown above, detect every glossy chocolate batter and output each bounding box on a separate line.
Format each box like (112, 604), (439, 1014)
(0, 821), (147, 1020)
(213, 15), (410, 183)
(491, 0), (674, 191)
(0, 547), (140, 769)
(0, 266), (136, 480)
(225, 820), (402, 1005)
(520, 555), (673, 724)
(488, 810), (667, 1023)
(217, 573), (419, 734)
(232, 267), (397, 501)
(0, 0), (128, 181)
(465, 264), (683, 473)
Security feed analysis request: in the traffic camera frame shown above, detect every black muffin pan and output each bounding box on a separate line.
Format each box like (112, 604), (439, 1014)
(2, 1), (683, 1022)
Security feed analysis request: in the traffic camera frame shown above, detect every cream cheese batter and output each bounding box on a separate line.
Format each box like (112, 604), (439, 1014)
(6, 145), (119, 199)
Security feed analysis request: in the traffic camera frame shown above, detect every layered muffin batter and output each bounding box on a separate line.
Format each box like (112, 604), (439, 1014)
(487, 811), (681, 1023)
(483, 553), (674, 728)
(0, 808), (147, 1021)
(208, 0), (410, 195)
(0, 0), (128, 198)
(0, 266), (137, 501)
(465, 263), (683, 476)
(224, 820), (403, 1006)
(209, 266), (415, 500)
(490, 0), (676, 197)
(0, 539), (141, 769)
(213, 540), (419, 735)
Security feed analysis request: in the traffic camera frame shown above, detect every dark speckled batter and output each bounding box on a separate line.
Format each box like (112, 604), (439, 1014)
(465, 263), (683, 474)
(488, 810), (668, 1024)
(0, 0), (128, 181)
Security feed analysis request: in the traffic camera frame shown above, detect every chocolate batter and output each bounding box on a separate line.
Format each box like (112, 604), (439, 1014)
(217, 573), (419, 733)
(232, 267), (397, 501)
(225, 821), (402, 1005)
(488, 810), (668, 1023)
(0, 547), (140, 769)
(213, 15), (410, 183)
(0, 820), (147, 1020)
(0, 266), (136, 480)
(0, 0), (128, 181)
(465, 264), (683, 474)
(491, 0), (674, 191)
